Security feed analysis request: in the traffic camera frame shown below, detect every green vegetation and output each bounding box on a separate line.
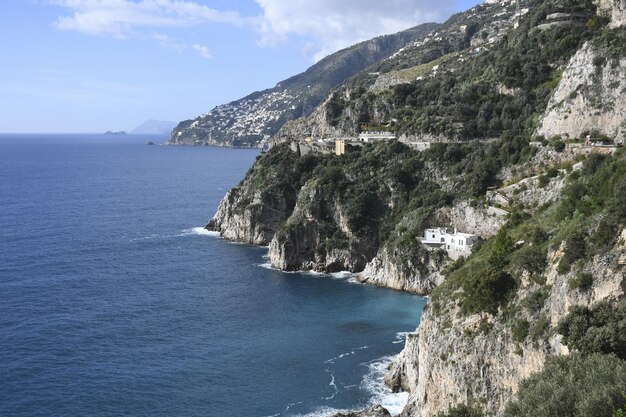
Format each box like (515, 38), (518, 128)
(521, 288), (550, 313)
(432, 150), (625, 316)
(568, 272), (593, 291)
(614, 400), (626, 417)
(592, 27), (626, 58)
(511, 245), (548, 276)
(512, 318), (530, 342)
(557, 300), (626, 359)
(436, 404), (484, 417)
(259, 140), (458, 269)
(329, 0), (603, 143)
(504, 353), (626, 417)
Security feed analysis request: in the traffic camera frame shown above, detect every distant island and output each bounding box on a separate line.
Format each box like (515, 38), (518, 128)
(104, 131), (127, 135)
(131, 119), (176, 135)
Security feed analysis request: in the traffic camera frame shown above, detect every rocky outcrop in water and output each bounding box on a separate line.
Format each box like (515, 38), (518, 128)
(207, 187), (292, 245)
(205, 145), (307, 245)
(358, 245), (444, 295)
(331, 405), (392, 417)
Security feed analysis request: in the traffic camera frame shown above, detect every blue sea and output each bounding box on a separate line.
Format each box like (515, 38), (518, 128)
(0, 134), (426, 417)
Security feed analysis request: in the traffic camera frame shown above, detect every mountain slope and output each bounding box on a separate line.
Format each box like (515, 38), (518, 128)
(167, 23), (439, 148)
(278, 0), (626, 146)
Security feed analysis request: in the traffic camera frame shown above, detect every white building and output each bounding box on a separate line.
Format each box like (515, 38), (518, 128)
(358, 131), (396, 142)
(421, 227), (479, 260)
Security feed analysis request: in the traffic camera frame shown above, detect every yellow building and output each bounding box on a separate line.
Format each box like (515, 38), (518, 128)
(335, 139), (346, 156)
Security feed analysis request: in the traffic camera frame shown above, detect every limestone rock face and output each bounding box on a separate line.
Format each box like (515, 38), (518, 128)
(386, 235), (626, 417)
(596, 0), (626, 27)
(207, 186), (293, 246)
(537, 42), (626, 141)
(358, 245), (443, 295)
(268, 182), (374, 272)
(441, 201), (507, 239)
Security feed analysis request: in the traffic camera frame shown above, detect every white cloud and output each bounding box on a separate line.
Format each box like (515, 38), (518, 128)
(50, 0), (458, 61)
(192, 44), (212, 59)
(253, 0), (456, 60)
(51, 0), (243, 37)
(151, 33), (212, 58)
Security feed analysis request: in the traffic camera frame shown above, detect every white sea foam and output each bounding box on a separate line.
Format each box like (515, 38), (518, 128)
(329, 271), (353, 280)
(323, 371), (339, 400)
(262, 401), (304, 417)
(130, 234), (162, 241)
(258, 262), (275, 270)
(393, 331), (415, 345)
(130, 227), (219, 241)
(256, 263), (331, 277)
(180, 227), (220, 237)
(347, 276), (364, 285)
(324, 346), (370, 364)
(290, 406), (349, 417)
(361, 355), (409, 416)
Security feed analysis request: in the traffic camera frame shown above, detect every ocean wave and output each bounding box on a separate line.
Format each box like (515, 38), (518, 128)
(347, 276), (364, 285)
(393, 331), (415, 345)
(360, 355), (409, 416)
(289, 406), (349, 417)
(129, 234), (163, 242)
(324, 346), (369, 364)
(256, 263), (331, 277)
(329, 271), (354, 280)
(180, 227), (220, 237)
(131, 227), (220, 242)
(257, 265), (356, 280)
(262, 401), (304, 417)
(322, 371), (339, 400)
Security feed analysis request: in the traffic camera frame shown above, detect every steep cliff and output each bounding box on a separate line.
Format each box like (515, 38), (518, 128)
(385, 150), (626, 416)
(203, 0), (626, 415)
(537, 39), (626, 141)
(206, 145), (318, 244)
(596, 0), (626, 27)
(208, 139), (499, 285)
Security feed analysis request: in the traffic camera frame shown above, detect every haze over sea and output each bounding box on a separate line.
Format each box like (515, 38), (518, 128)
(0, 134), (426, 417)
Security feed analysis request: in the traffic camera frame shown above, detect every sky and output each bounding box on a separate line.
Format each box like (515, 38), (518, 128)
(0, 0), (481, 133)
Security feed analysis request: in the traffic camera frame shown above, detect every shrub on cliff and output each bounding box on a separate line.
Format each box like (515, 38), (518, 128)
(457, 260), (517, 315)
(511, 245), (547, 276)
(436, 404), (484, 417)
(557, 300), (626, 359)
(504, 353), (626, 417)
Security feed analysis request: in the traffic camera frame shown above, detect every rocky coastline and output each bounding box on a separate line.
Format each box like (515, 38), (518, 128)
(202, 0), (626, 414)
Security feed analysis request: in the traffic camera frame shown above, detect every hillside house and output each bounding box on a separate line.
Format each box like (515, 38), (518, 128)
(420, 227), (479, 259)
(335, 139), (346, 156)
(358, 131), (397, 142)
